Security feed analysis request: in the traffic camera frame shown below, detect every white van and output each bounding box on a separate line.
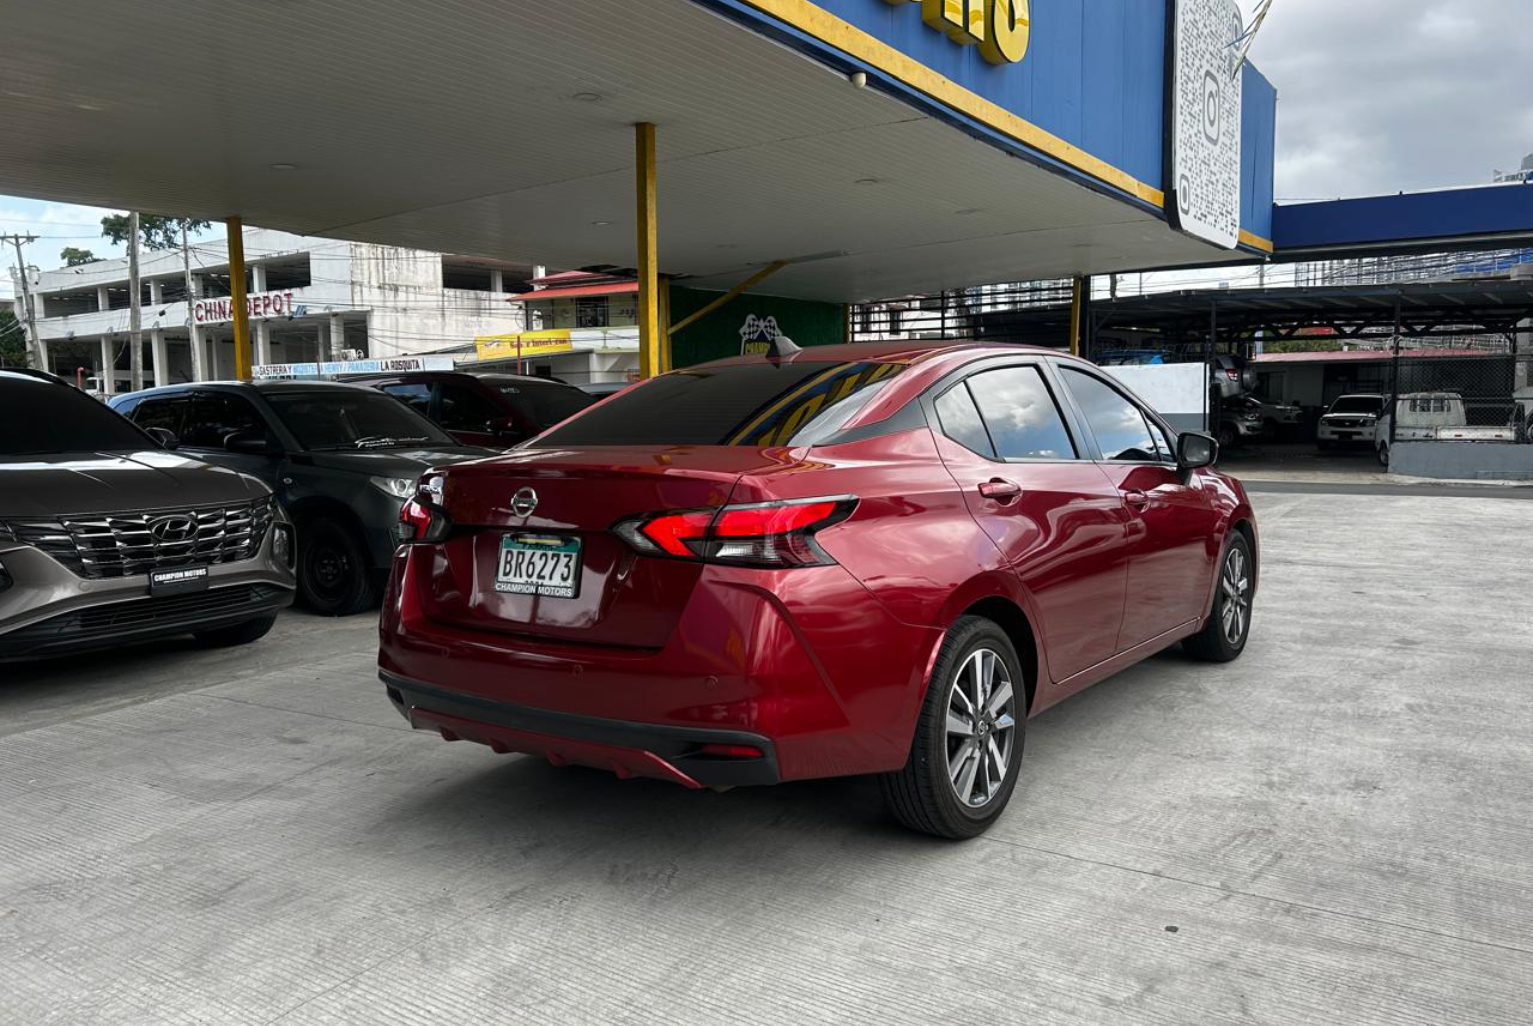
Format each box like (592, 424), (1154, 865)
(81, 370), (136, 399)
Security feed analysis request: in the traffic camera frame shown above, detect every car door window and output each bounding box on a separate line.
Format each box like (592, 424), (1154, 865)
(128, 397), (186, 436)
(179, 393), (269, 450)
(379, 382), (433, 417)
(436, 383), (502, 433)
(933, 381), (995, 458)
(1147, 419), (1177, 464)
(965, 366), (1077, 460)
(1059, 368), (1160, 462)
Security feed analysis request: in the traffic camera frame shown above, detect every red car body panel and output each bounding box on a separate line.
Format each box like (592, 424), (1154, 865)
(378, 343), (1257, 786)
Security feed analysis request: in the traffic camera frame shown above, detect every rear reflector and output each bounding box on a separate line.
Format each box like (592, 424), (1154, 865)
(614, 495), (856, 568)
(699, 743), (765, 759)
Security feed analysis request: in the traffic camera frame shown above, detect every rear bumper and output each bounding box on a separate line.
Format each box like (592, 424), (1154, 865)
(382, 670), (781, 787)
(378, 543), (941, 784)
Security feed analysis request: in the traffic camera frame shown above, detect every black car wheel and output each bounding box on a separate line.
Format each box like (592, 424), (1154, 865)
(298, 517), (380, 616)
(880, 616), (1025, 839)
(1184, 533), (1254, 662)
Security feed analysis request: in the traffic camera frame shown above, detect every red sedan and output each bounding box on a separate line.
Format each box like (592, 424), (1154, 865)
(380, 342), (1257, 838)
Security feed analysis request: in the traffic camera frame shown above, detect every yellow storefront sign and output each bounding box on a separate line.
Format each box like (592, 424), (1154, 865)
(475, 329), (576, 362)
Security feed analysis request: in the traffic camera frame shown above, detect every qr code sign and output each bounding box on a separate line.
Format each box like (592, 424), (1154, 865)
(1171, 0), (1244, 249)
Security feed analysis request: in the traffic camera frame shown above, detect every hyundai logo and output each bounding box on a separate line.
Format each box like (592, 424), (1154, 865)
(148, 514), (198, 544)
(510, 487), (538, 518)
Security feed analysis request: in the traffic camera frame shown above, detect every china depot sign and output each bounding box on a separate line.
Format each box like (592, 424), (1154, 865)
(884, 0), (1031, 65)
(192, 290), (298, 325)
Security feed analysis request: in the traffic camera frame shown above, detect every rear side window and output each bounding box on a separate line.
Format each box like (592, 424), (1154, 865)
(1059, 368), (1159, 462)
(536, 361), (904, 447)
(129, 397), (186, 436)
(180, 394), (269, 450)
(379, 382), (432, 417)
(933, 382), (995, 458)
(436, 383), (502, 433)
(965, 366), (1076, 460)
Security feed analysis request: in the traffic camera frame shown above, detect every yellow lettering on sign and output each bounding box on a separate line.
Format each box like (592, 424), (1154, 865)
(885, 0), (1029, 65)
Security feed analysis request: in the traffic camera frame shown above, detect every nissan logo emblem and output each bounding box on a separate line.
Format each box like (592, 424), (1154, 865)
(148, 514), (198, 544)
(510, 487), (538, 517)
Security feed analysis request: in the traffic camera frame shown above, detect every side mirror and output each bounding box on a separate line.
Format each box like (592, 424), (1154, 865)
(145, 426), (179, 449)
(1177, 431), (1218, 470)
(224, 431), (279, 456)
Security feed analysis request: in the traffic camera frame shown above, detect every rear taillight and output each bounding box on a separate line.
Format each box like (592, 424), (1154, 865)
(613, 496), (856, 568)
(1224, 368), (1240, 381)
(396, 495), (451, 545)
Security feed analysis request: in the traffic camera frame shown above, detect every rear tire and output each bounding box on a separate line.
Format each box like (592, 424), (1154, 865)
(297, 517), (380, 616)
(880, 616), (1025, 839)
(1376, 441), (1390, 468)
(194, 612), (277, 648)
(1184, 533), (1253, 662)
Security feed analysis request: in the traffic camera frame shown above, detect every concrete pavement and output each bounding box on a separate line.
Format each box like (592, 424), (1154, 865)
(1, 491), (1529, 1025)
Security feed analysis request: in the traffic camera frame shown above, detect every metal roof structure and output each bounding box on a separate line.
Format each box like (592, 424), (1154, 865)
(957, 281), (1533, 354)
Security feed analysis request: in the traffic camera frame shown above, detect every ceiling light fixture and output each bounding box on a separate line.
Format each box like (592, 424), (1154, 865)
(270, 162), (300, 171)
(572, 92), (603, 102)
(854, 177), (883, 186)
(591, 220), (613, 226)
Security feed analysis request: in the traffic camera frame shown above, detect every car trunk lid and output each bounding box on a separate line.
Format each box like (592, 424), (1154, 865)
(422, 446), (798, 648)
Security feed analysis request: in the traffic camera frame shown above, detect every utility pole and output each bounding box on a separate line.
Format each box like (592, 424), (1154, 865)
(181, 224), (205, 382)
(128, 212), (144, 391)
(3, 233), (42, 368)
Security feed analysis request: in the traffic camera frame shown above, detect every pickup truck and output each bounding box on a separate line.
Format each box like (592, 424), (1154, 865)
(1375, 392), (1517, 466)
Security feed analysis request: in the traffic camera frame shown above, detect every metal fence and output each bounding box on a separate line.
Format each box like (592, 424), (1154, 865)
(1387, 352), (1533, 445)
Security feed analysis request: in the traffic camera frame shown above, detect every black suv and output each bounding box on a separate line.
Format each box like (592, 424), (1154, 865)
(1, 369), (295, 660)
(341, 370), (593, 447)
(111, 381), (494, 615)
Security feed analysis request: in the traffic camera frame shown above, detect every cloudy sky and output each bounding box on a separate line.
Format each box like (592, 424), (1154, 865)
(6, 0), (1533, 298)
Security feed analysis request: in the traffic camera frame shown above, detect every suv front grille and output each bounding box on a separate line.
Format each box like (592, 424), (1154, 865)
(5, 498), (274, 579)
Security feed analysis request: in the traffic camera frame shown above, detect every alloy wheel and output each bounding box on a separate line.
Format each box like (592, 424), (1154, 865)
(1220, 547), (1251, 645)
(945, 647), (1018, 808)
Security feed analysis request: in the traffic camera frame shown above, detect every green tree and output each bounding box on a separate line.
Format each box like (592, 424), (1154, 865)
(100, 214), (213, 251)
(59, 246), (98, 266)
(0, 308), (29, 368)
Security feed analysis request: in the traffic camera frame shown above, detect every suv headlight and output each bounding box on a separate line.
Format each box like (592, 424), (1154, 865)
(370, 476), (416, 499)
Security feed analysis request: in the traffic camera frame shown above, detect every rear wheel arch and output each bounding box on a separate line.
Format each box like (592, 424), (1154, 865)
(956, 596), (1039, 717)
(1229, 517), (1258, 595)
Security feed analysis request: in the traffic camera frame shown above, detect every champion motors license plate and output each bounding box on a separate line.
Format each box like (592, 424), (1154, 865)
(495, 534), (581, 599)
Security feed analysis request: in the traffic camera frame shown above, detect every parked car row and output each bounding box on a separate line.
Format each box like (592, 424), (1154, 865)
(5, 344), (1259, 839)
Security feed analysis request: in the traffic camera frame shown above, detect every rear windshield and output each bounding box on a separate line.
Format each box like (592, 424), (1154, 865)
(1329, 396), (1384, 414)
(1, 378), (151, 456)
(536, 361), (905, 447)
(481, 376), (594, 429)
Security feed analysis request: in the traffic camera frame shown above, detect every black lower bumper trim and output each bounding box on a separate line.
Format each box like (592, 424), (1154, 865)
(380, 670), (782, 787)
(0, 584), (294, 660)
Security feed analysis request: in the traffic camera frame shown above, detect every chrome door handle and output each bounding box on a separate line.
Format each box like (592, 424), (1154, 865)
(979, 478), (1022, 503)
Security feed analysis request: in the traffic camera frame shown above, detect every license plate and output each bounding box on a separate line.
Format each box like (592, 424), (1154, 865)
(495, 534), (581, 599)
(150, 565), (209, 595)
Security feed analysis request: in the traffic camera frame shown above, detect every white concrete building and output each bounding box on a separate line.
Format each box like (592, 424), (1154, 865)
(14, 228), (539, 393)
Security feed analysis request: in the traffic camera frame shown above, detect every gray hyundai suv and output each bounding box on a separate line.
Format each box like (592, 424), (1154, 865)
(0, 369), (296, 660)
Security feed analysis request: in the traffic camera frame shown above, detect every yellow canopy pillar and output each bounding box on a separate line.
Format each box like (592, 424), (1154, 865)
(227, 217), (253, 380)
(635, 122), (661, 379)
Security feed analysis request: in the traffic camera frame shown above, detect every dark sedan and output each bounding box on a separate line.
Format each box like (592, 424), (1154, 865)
(111, 381), (495, 615)
(342, 370), (593, 447)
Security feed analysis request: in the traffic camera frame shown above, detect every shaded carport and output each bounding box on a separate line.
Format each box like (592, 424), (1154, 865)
(0, 0), (1278, 379)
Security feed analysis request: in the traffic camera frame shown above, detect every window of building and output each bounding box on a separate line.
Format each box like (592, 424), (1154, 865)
(965, 366), (1077, 460)
(441, 259), (495, 292)
(576, 296), (609, 328)
(263, 255), (312, 290)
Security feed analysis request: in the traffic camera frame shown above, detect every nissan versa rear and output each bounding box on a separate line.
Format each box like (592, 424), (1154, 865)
(379, 342), (1257, 837)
